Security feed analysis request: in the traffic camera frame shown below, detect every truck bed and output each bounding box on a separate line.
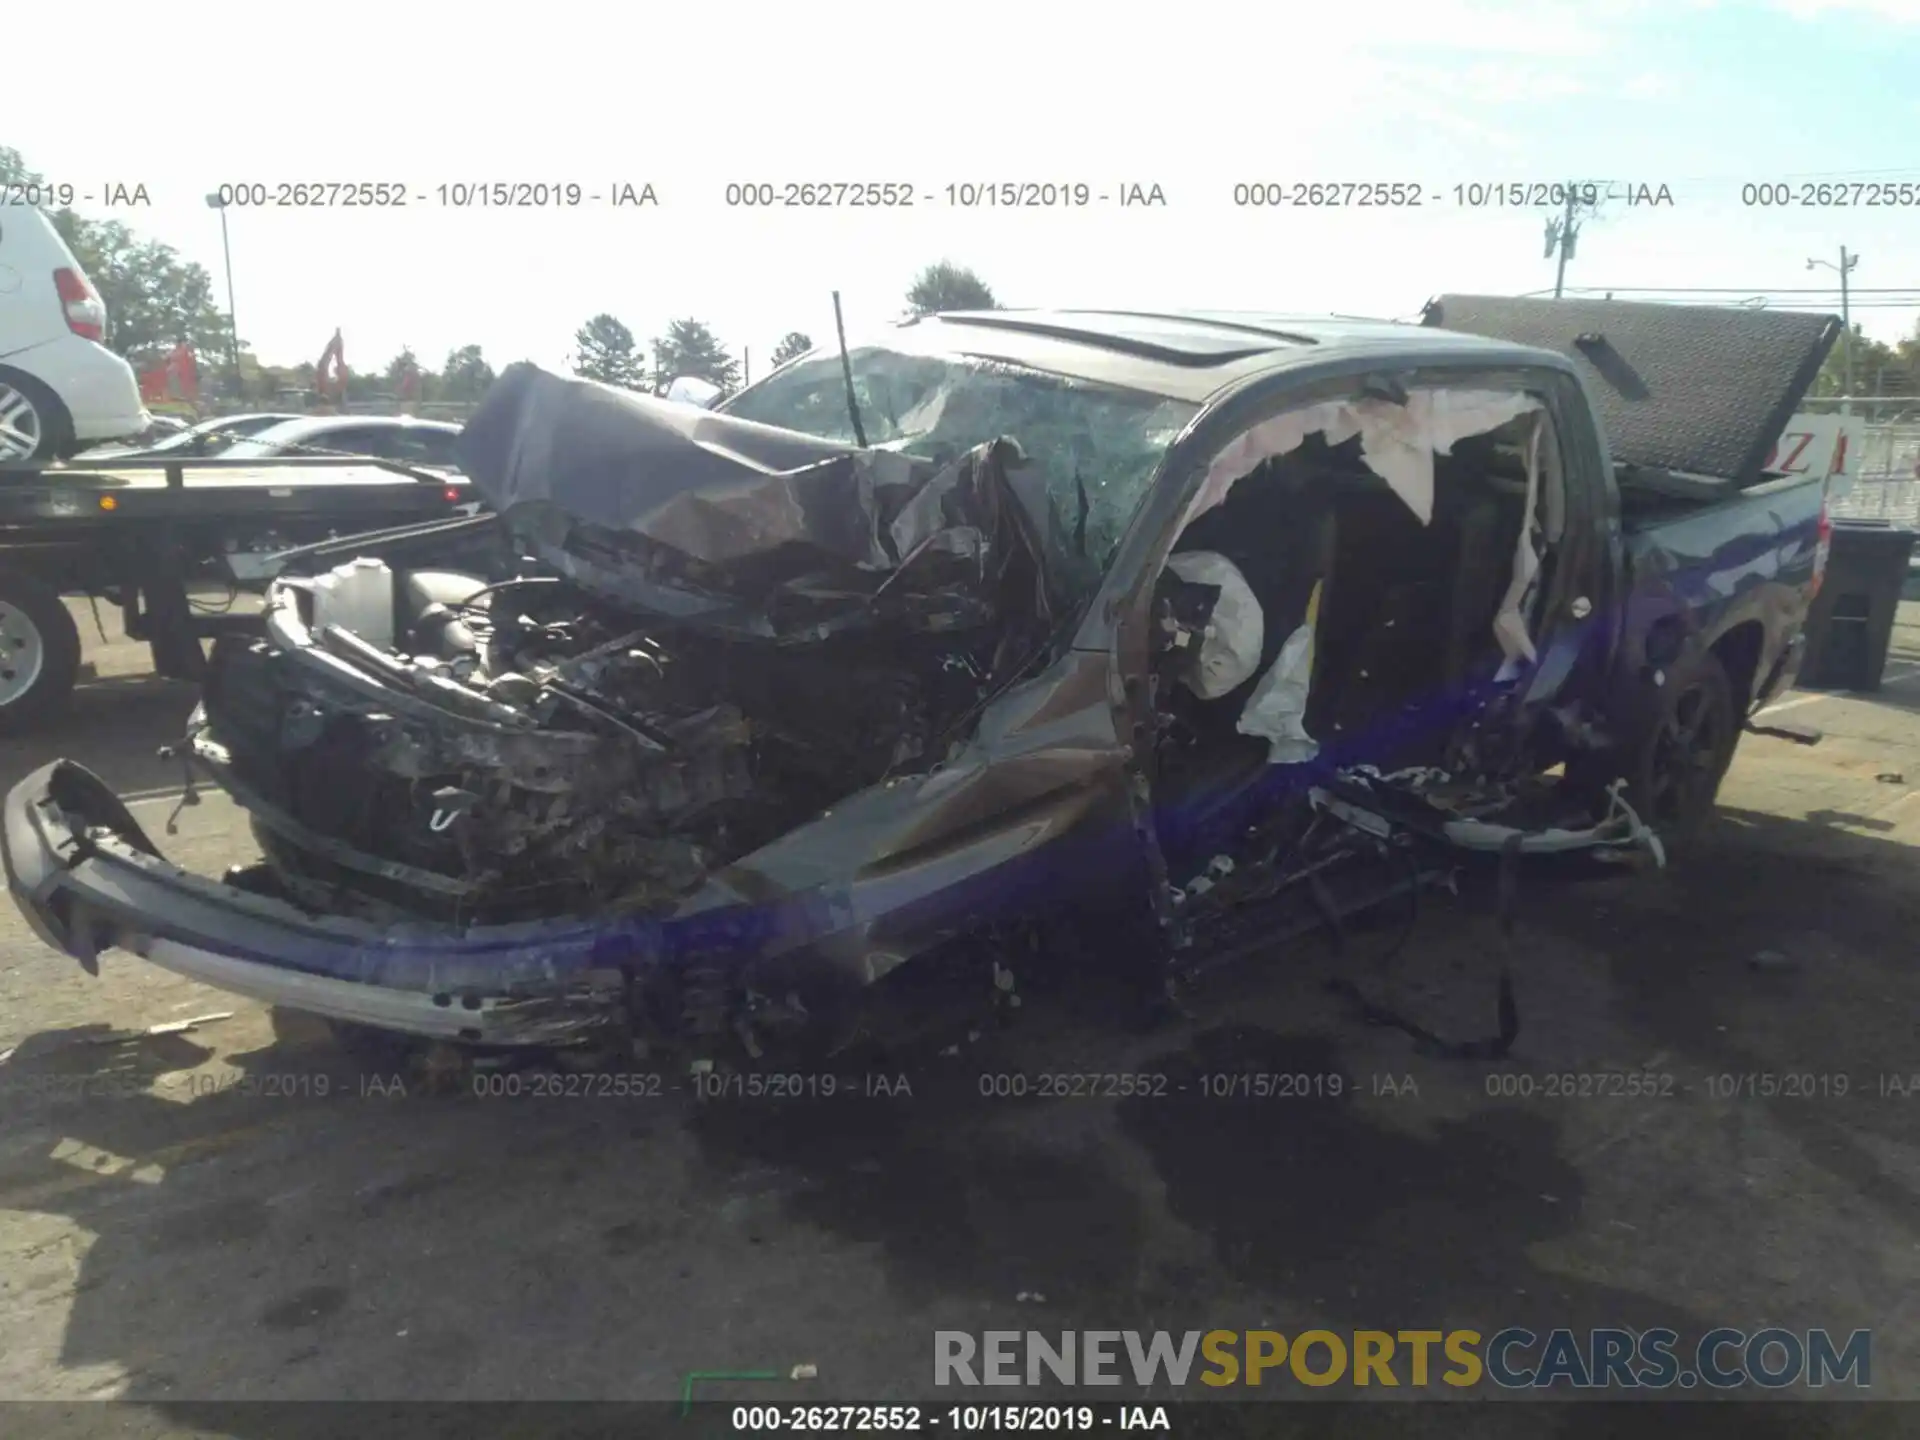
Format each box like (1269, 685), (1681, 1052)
(1618, 467), (1828, 711)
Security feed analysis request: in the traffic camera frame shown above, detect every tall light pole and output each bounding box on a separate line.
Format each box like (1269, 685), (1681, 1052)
(1807, 246), (1859, 405)
(204, 193), (240, 396)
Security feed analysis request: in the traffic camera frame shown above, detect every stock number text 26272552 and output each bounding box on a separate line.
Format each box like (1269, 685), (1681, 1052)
(1742, 180), (1920, 207)
(723, 182), (919, 207)
(1233, 181), (1424, 207)
(212, 182), (412, 208)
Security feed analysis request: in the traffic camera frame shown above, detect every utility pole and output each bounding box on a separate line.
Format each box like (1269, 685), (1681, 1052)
(1807, 246), (1859, 406)
(1544, 182), (1600, 299)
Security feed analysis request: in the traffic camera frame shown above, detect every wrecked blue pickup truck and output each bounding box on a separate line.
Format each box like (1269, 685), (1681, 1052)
(4, 297), (1839, 1058)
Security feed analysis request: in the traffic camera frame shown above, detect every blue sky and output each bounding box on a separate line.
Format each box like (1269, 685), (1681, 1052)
(9, 0), (1918, 377)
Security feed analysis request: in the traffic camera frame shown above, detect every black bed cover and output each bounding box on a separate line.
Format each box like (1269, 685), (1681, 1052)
(1420, 295), (1841, 484)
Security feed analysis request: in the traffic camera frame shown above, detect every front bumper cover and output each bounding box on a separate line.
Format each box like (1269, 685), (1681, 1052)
(2, 760), (651, 1045)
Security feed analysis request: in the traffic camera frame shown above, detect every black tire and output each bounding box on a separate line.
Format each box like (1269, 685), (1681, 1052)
(0, 368), (76, 466)
(0, 567), (82, 734)
(1617, 649), (1740, 851)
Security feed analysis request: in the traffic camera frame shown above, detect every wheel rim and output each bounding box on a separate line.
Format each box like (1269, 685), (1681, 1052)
(0, 599), (48, 706)
(0, 384), (45, 462)
(1646, 683), (1723, 824)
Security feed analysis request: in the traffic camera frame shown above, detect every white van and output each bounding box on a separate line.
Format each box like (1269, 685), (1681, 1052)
(0, 202), (148, 463)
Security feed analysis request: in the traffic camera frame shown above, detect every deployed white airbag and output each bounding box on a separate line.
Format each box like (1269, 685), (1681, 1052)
(1236, 578), (1323, 765)
(1165, 551), (1264, 699)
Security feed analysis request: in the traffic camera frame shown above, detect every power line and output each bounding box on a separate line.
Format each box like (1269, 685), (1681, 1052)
(1573, 296), (1920, 306)
(1593, 302), (1920, 309)
(1525, 291), (1920, 307)
(1579, 301), (1919, 311)
(1548, 288), (1920, 308)
(1618, 166), (1920, 184)
(1525, 168), (1920, 185)
(1510, 287), (1920, 324)
(1579, 289), (1912, 296)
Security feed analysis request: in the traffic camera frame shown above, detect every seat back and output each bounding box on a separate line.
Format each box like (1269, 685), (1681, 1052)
(1307, 468), (1522, 752)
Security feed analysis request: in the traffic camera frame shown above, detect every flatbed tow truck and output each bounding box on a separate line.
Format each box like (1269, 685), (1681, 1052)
(0, 453), (474, 730)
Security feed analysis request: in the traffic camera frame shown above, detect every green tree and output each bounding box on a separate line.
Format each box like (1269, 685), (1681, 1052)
(572, 313), (647, 388)
(1813, 324), (1901, 398)
(651, 318), (741, 395)
(60, 219), (233, 366)
(441, 343), (495, 400)
(1865, 318), (1920, 398)
(905, 261), (998, 317)
(771, 330), (814, 367)
(1897, 319), (1920, 396)
(384, 348), (420, 386)
(5, 145), (235, 370)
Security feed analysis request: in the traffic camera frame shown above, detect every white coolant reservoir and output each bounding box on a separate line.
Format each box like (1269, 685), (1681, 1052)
(311, 557), (395, 651)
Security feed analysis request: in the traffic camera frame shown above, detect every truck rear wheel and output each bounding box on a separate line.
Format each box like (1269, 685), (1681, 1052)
(0, 568), (82, 734)
(1619, 649), (1739, 849)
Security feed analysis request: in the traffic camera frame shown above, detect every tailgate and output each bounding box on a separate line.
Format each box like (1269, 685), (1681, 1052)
(1420, 295), (1841, 484)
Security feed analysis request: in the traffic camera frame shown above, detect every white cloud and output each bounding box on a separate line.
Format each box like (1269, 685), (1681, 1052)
(6, 0), (1914, 369)
(1622, 71), (1681, 98)
(1770, 0), (1920, 19)
(1441, 63), (1602, 104)
(1357, 0), (1661, 53)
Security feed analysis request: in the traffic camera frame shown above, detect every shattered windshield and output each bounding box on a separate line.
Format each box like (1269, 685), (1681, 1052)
(723, 346), (1198, 602)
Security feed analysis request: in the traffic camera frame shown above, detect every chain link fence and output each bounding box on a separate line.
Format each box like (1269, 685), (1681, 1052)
(1831, 421), (1920, 528)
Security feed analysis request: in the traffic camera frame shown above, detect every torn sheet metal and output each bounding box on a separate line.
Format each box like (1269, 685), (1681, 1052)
(1163, 551), (1264, 699)
(457, 363), (1052, 641)
(1185, 389), (1543, 527)
(1179, 390), (1554, 760)
(1312, 771), (1665, 866)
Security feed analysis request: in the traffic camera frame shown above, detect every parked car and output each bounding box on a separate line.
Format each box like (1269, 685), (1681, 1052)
(89, 411), (304, 460)
(137, 414), (192, 442)
(0, 201), (148, 462)
(219, 415), (465, 471)
(2, 300), (1837, 1063)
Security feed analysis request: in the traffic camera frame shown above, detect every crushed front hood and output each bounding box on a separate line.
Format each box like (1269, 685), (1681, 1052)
(457, 363), (1052, 641)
